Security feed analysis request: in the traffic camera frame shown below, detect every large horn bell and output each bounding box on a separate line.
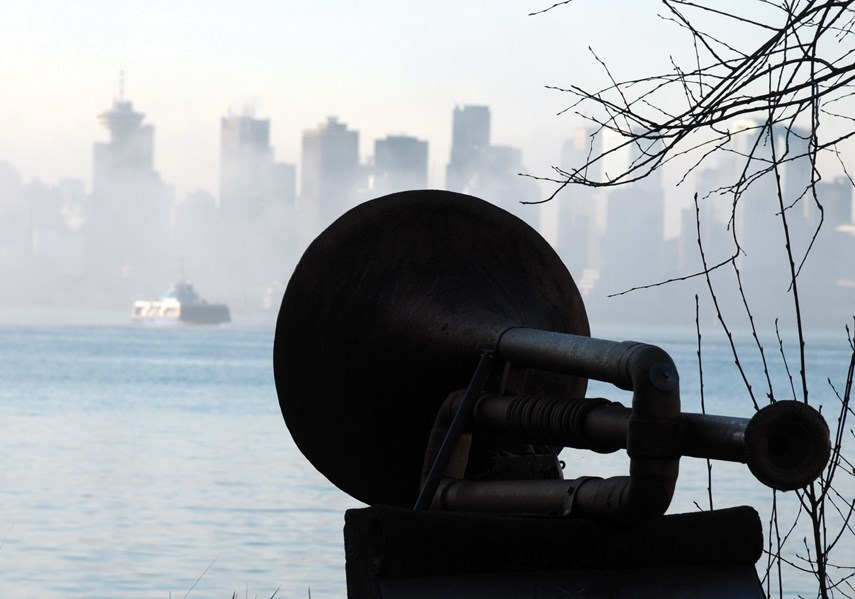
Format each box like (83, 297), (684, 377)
(274, 190), (589, 506)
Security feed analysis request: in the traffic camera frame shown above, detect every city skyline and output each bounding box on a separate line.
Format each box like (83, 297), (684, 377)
(1, 84), (852, 330)
(7, 2), (850, 247)
(2, 2), (758, 206)
(16, 84), (848, 243)
(3, 92), (546, 214)
(2, 1), (853, 329)
(0, 93), (562, 313)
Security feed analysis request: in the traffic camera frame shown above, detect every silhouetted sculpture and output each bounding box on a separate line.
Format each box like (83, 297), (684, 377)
(273, 190), (831, 598)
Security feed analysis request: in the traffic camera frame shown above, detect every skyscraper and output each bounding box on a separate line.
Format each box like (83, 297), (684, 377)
(474, 143), (540, 218)
(213, 113), (297, 306)
(219, 113), (295, 213)
(556, 127), (606, 284)
(726, 119), (791, 308)
(446, 105), (490, 192)
(301, 116), (360, 224)
(88, 91), (171, 300)
(92, 98), (156, 194)
(815, 176), (853, 229)
(816, 177), (855, 316)
(373, 135), (428, 196)
(444, 104), (539, 226)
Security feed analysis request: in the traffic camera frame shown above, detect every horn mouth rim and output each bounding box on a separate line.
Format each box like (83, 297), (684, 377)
(274, 190), (589, 506)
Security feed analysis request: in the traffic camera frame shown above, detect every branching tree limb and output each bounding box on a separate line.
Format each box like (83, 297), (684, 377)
(533, 1), (855, 596)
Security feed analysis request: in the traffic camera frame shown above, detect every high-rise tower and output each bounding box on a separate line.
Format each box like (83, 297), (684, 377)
(444, 104), (538, 225)
(301, 116), (360, 225)
(92, 97), (156, 194)
(220, 114), (271, 207)
(219, 113), (294, 213)
(373, 135), (428, 196)
(88, 85), (171, 300)
(446, 105), (490, 192)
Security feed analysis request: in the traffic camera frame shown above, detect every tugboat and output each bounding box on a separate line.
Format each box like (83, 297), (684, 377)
(132, 279), (230, 325)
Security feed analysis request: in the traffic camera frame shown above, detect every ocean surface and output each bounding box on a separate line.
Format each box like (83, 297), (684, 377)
(1, 312), (853, 598)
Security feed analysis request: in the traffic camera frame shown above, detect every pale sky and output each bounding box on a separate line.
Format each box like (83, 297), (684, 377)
(1, 1), (779, 206)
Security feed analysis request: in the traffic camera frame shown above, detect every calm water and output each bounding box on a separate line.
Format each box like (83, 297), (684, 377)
(1, 318), (852, 598)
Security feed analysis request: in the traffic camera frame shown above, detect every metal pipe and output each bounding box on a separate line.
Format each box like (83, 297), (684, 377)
(472, 393), (829, 490)
(492, 327), (682, 520)
(422, 327), (829, 519)
(497, 328), (641, 391)
(433, 478), (588, 517)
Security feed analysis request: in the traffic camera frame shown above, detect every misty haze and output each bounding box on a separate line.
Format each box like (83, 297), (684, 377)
(0, 95), (852, 329)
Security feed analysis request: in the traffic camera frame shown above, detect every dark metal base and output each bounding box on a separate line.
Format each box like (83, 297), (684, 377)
(344, 505), (765, 599)
(378, 565), (763, 599)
